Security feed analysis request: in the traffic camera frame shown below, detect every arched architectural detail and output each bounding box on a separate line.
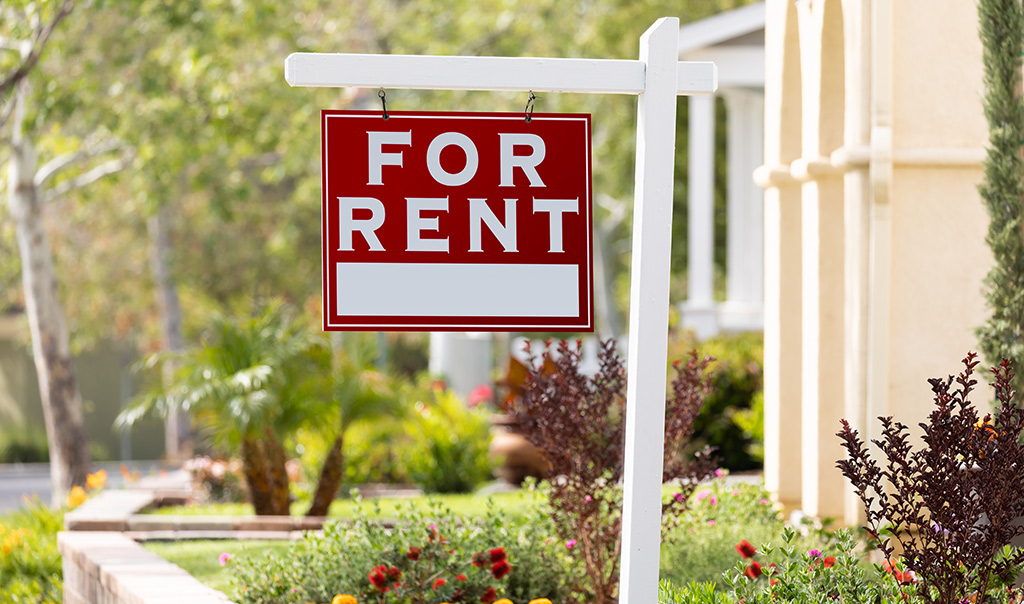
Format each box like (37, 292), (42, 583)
(761, 0), (990, 527)
(794, 0), (847, 520)
(759, 0), (803, 513)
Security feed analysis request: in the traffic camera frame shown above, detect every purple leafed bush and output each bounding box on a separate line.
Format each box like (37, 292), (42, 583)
(837, 352), (1024, 604)
(514, 339), (718, 604)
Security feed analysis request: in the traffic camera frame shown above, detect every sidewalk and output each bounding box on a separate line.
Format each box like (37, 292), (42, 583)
(0, 460), (179, 513)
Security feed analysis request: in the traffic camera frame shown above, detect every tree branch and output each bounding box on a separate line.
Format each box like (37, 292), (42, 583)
(0, 0), (74, 101)
(0, 93), (15, 133)
(34, 138), (123, 187)
(42, 151), (133, 203)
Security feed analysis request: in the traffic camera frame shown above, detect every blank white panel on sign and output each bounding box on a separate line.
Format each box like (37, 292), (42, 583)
(336, 263), (579, 317)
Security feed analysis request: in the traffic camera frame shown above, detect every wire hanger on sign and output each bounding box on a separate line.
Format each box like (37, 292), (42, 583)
(378, 88), (389, 120)
(525, 91), (536, 123)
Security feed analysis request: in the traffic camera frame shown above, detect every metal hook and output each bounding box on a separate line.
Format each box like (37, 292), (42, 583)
(525, 91), (536, 123)
(378, 88), (389, 120)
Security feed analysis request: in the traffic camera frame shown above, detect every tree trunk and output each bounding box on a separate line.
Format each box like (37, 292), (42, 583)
(6, 81), (91, 503)
(262, 427), (291, 515)
(148, 203), (192, 461)
(240, 433), (275, 515)
(306, 433), (344, 517)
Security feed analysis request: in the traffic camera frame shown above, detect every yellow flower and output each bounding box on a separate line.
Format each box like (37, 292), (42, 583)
(494, 600), (515, 604)
(86, 469), (107, 491)
(332, 595), (358, 604)
(66, 486), (88, 509)
(529, 599), (554, 604)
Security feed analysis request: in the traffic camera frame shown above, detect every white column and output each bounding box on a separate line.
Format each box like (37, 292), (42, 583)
(720, 89), (766, 332)
(428, 332), (493, 400)
(681, 93), (718, 339)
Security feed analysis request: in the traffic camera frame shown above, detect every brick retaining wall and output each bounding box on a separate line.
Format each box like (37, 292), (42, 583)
(59, 531), (234, 604)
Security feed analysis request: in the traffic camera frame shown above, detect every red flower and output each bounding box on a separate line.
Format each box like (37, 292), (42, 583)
(491, 560), (511, 579)
(489, 547), (507, 564)
(822, 556), (836, 568)
(433, 578), (447, 590)
(407, 547), (421, 561)
(456, 574), (468, 581)
(368, 565), (389, 592)
(744, 561), (763, 579)
(473, 552), (488, 568)
(481, 587), (498, 603)
(736, 540), (757, 559)
(882, 560), (916, 584)
(386, 566), (402, 581)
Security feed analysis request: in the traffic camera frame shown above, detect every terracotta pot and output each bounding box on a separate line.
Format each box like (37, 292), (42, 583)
(488, 414), (551, 485)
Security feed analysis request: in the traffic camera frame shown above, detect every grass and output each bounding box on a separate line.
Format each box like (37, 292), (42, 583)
(147, 489), (537, 520)
(142, 539), (294, 594)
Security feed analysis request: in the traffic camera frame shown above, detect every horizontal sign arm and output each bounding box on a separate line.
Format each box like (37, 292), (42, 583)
(285, 53), (716, 96)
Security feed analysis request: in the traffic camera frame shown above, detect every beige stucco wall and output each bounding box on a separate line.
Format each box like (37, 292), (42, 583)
(762, 0), (992, 523)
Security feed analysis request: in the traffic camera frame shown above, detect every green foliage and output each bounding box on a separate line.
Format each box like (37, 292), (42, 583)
(1, 0), (758, 345)
(404, 380), (494, 494)
(722, 528), (893, 604)
(299, 374), (494, 494)
(0, 499), (64, 604)
(335, 419), (415, 485)
(226, 497), (573, 604)
(0, 426), (49, 464)
(668, 331), (764, 470)
(660, 479), (784, 588)
(118, 300), (323, 447)
(977, 0), (1024, 394)
(659, 580), (731, 604)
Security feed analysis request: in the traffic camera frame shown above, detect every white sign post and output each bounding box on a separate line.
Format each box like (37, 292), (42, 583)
(285, 18), (716, 603)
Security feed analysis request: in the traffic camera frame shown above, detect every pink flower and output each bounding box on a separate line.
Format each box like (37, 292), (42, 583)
(673, 493), (685, 503)
(218, 552), (233, 566)
(565, 539), (577, 549)
(707, 519), (717, 526)
(709, 495), (718, 507)
(468, 384), (495, 408)
(715, 468), (726, 477)
(809, 549), (821, 558)
(696, 490), (711, 501)
(584, 495), (592, 503)
(731, 489), (740, 496)
(759, 498), (771, 505)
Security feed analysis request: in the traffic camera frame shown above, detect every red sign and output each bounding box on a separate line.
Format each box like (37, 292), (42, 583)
(321, 110), (593, 332)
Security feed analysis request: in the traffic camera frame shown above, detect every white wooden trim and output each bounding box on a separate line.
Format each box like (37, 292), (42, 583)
(619, 17), (679, 604)
(285, 52), (715, 95)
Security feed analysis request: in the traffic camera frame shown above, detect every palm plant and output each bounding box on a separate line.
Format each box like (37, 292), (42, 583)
(119, 301), (323, 515)
(305, 336), (402, 516)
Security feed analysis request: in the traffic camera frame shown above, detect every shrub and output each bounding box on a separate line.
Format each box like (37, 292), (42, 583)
(0, 427), (49, 464)
(227, 497), (572, 604)
(837, 353), (1024, 604)
(668, 331), (764, 470)
(515, 339), (717, 604)
(404, 381), (493, 494)
(0, 499), (64, 604)
(660, 528), (909, 604)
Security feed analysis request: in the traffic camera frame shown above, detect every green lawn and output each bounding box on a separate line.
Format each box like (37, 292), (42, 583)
(143, 539), (294, 594)
(147, 489), (537, 520)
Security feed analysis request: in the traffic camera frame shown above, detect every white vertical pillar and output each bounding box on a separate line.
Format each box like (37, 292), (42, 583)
(428, 332), (493, 400)
(681, 93), (718, 339)
(721, 89), (766, 331)
(619, 17), (679, 604)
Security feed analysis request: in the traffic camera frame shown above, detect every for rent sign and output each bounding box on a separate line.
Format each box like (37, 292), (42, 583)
(321, 110), (593, 331)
